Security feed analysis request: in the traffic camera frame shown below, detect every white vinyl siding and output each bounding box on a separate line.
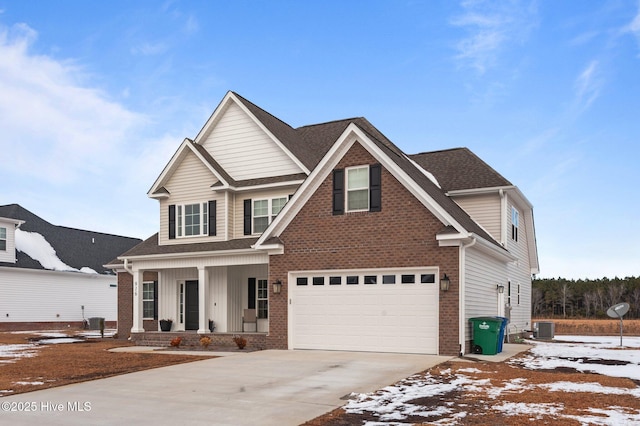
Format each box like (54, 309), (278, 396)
(464, 248), (508, 344)
(0, 269), (117, 323)
(201, 102), (303, 180)
(453, 193), (501, 242)
(506, 201), (532, 333)
(159, 150), (224, 245)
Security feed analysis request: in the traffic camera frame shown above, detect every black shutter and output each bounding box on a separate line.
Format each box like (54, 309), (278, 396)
(332, 169), (344, 215)
(369, 163), (382, 212)
(153, 281), (158, 320)
(208, 200), (217, 236)
(168, 205), (176, 239)
(243, 199), (252, 235)
(248, 278), (256, 309)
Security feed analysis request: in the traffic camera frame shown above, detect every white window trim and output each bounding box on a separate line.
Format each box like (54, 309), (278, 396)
(257, 279), (268, 319)
(346, 165), (370, 212)
(511, 207), (519, 242)
(0, 227), (6, 251)
(252, 197), (287, 234)
(142, 281), (155, 320)
(176, 202), (209, 238)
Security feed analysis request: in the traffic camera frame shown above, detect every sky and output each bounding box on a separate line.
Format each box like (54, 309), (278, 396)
(0, 1), (638, 280)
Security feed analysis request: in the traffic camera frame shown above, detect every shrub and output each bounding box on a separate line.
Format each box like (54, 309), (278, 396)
(200, 336), (212, 348)
(170, 336), (182, 347)
(232, 335), (247, 349)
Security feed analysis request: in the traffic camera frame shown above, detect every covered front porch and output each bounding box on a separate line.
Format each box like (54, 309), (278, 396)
(130, 330), (267, 349)
(129, 249), (270, 337)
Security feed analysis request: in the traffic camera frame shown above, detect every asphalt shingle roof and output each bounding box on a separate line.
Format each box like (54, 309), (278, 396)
(0, 204), (141, 274)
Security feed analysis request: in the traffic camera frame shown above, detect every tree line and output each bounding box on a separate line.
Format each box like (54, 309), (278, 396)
(532, 276), (640, 319)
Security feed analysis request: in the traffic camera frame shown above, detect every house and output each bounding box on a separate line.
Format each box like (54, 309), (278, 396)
(115, 91), (538, 356)
(0, 204), (141, 331)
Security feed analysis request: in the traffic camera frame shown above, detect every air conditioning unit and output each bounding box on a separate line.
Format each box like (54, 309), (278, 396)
(534, 321), (554, 339)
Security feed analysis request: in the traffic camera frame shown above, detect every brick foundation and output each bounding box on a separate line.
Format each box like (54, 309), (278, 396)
(131, 332), (267, 350)
(0, 321), (116, 332)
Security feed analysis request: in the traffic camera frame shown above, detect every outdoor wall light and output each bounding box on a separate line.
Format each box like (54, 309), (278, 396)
(273, 280), (282, 294)
(439, 274), (450, 292)
(497, 284), (505, 294)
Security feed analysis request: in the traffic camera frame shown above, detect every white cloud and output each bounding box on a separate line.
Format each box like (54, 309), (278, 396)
(131, 41), (169, 56)
(0, 23), (146, 184)
(573, 60), (602, 112)
(451, 0), (538, 74)
(624, 3), (640, 55)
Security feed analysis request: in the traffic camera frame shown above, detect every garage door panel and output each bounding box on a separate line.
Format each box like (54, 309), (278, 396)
(291, 269), (439, 354)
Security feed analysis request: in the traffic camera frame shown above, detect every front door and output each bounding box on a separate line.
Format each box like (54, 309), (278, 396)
(185, 280), (199, 330)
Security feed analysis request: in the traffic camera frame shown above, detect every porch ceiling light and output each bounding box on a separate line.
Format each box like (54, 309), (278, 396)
(439, 274), (450, 292)
(497, 284), (505, 294)
(273, 280), (282, 294)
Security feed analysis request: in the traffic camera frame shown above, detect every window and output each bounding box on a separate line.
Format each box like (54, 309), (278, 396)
(0, 227), (6, 251)
(346, 276), (359, 285)
(511, 207), (519, 242)
(401, 274), (416, 284)
(346, 166), (369, 211)
(257, 279), (268, 319)
(313, 277), (325, 286)
(420, 274), (435, 283)
(179, 283), (184, 323)
(142, 282), (156, 319)
(329, 276), (342, 285)
(382, 275), (396, 284)
(364, 275), (377, 284)
(333, 164), (381, 215)
(296, 277), (308, 286)
(252, 197), (287, 234)
(177, 202), (209, 237)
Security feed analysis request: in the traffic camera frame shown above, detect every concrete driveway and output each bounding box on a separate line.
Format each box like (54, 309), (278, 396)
(1, 349), (450, 425)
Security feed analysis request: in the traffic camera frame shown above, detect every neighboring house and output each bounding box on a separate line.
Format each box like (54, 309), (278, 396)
(0, 204), (141, 331)
(115, 91), (538, 356)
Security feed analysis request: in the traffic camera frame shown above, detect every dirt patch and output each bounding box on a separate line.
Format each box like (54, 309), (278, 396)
(303, 357), (639, 425)
(0, 331), (211, 396)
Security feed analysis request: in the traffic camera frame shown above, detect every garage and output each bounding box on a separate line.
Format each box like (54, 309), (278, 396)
(289, 268), (439, 354)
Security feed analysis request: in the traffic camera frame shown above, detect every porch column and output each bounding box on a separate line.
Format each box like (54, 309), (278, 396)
(198, 266), (210, 334)
(131, 269), (145, 333)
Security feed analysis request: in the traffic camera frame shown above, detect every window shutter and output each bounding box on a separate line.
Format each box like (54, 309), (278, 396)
(243, 199), (252, 235)
(208, 200), (217, 236)
(153, 281), (158, 320)
(168, 205), (176, 239)
(248, 278), (256, 309)
(332, 169), (344, 215)
(369, 163), (382, 212)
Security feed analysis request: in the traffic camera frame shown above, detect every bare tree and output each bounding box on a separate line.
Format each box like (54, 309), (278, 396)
(583, 291), (596, 317)
(560, 281), (572, 318)
(532, 287), (544, 317)
(606, 283), (625, 308)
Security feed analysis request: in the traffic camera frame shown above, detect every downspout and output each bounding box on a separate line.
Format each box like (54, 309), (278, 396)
(123, 258), (133, 275)
(459, 236), (477, 356)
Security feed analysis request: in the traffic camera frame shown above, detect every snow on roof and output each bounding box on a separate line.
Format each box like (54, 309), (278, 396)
(14, 228), (96, 274)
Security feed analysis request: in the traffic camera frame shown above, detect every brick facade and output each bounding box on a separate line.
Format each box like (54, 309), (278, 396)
(266, 142), (461, 356)
(117, 270), (158, 339)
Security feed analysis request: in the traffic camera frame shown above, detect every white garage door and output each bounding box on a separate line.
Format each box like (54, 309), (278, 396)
(289, 268), (439, 354)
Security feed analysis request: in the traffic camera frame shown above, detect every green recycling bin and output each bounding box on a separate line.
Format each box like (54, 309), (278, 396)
(469, 317), (503, 355)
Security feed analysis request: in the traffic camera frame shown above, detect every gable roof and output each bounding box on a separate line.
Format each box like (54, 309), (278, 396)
(0, 204), (141, 275)
(255, 122), (507, 256)
(410, 148), (512, 192)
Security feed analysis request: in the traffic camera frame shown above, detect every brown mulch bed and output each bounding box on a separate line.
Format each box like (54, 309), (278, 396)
(0, 331), (211, 396)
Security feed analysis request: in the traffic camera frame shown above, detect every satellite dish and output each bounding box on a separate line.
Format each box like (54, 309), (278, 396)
(607, 302), (630, 318)
(606, 302), (630, 347)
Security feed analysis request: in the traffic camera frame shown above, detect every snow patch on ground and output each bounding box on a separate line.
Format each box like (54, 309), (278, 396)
(0, 344), (39, 363)
(344, 335), (640, 424)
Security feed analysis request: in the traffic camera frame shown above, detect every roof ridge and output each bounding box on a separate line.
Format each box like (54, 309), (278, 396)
(296, 117), (364, 130)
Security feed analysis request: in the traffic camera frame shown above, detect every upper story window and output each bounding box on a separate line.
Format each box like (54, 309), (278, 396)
(244, 197), (288, 235)
(168, 201), (216, 240)
(346, 166), (369, 211)
(333, 164), (381, 215)
(177, 203), (208, 237)
(511, 207), (519, 242)
(0, 227), (6, 251)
